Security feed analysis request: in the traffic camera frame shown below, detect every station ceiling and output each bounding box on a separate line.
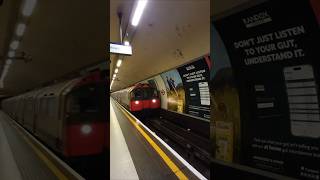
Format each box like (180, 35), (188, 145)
(0, 0), (107, 96)
(110, 0), (210, 92)
(0, 0), (251, 96)
(110, 0), (252, 92)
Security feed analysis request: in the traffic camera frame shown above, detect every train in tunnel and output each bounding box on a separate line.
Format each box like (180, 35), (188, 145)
(112, 83), (161, 112)
(111, 55), (212, 167)
(112, 54), (211, 137)
(1, 70), (108, 157)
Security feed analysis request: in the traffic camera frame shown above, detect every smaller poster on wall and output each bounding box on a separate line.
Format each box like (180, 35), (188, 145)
(160, 70), (185, 113)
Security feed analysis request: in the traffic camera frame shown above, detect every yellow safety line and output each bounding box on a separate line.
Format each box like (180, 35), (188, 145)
(115, 101), (188, 180)
(11, 122), (68, 180)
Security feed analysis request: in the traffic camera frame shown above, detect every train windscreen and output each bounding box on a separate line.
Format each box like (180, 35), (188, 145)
(146, 88), (159, 98)
(67, 82), (107, 121)
(131, 88), (144, 100)
(131, 87), (159, 100)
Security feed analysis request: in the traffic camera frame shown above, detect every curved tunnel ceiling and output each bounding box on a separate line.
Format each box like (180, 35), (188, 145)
(0, 0), (107, 95)
(110, 0), (252, 92)
(110, 0), (210, 92)
(0, 0), (253, 96)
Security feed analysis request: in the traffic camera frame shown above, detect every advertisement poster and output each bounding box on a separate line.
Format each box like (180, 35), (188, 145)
(214, 0), (320, 179)
(160, 69), (185, 113)
(210, 24), (241, 163)
(177, 57), (211, 119)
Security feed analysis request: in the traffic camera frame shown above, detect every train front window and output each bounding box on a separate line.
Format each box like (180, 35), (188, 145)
(132, 89), (143, 100)
(68, 83), (106, 115)
(131, 87), (158, 100)
(152, 88), (158, 98)
(146, 88), (159, 98)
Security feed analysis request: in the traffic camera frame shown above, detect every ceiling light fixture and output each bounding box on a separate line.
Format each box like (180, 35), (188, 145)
(116, 59), (122, 67)
(16, 23), (26, 36)
(22, 0), (37, 17)
(113, 74), (116, 78)
(115, 68), (119, 73)
(131, 0), (148, 26)
(124, 41), (130, 46)
(8, 51), (15, 58)
(110, 80), (114, 90)
(10, 40), (20, 50)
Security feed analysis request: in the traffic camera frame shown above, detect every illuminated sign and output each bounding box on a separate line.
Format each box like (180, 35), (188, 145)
(110, 43), (132, 55)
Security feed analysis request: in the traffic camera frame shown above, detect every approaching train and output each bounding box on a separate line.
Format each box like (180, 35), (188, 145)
(2, 70), (108, 157)
(112, 83), (160, 112)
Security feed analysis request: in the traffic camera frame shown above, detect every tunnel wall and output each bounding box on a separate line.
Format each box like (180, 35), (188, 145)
(112, 55), (211, 138)
(142, 55), (211, 138)
(141, 55), (211, 121)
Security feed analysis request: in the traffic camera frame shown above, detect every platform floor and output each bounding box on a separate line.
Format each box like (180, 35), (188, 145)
(0, 111), (61, 180)
(110, 99), (202, 180)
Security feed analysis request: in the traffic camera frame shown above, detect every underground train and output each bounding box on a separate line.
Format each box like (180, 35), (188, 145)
(112, 83), (160, 112)
(2, 70), (108, 157)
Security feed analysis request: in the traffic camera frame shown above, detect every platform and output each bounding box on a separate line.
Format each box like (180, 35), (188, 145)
(110, 99), (207, 180)
(0, 111), (83, 180)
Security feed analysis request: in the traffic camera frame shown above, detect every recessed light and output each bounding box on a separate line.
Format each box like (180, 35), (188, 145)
(16, 23), (26, 36)
(22, 0), (37, 16)
(116, 59), (122, 67)
(10, 41), (20, 50)
(8, 51), (15, 58)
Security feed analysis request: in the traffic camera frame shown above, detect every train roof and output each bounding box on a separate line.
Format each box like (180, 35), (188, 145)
(3, 71), (105, 102)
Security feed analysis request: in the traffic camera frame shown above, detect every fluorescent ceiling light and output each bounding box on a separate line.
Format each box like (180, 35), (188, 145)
(22, 0), (37, 16)
(113, 74), (116, 78)
(110, 80), (114, 90)
(8, 51), (15, 58)
(124, 41), (130, 46)
(131, 0), (148, 26)
(16, 23), (26, 36)
(115, 68), (119, 73)
(116, 59), (122, 67)
(10, 41), (20, 50)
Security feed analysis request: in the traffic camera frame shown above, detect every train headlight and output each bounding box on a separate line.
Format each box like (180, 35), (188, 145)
(81, 125), (92, 135)
(134, 100), (139, 105)
(152, 99), (156, 103)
